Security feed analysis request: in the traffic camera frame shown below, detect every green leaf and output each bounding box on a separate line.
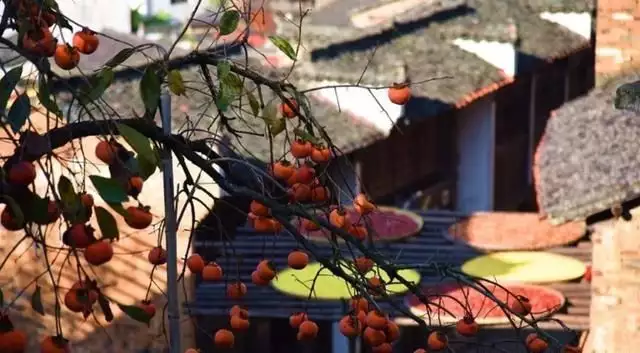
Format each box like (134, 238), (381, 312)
(269, 117), (286, 137)
(90, 175), (128, 203)
(217, 61), (231, 80)
(219, 10), (240, 35)
(57, 175), (77, 208)
(117, 123), (157, 166)
(140, 68), (161, 113)
(95, 207), (119, 240)
(222, 73), (243, 94)
(7, 94), (30, 133)
(261, 103), (277, 122)
(216, 83), (233, 112)
(105, 48), (136, 68)
(31, 285), (45, 316)
(107, 202), (128, 217)
(138, 155), (157, 180)
(246, 89), (260, 117)
(0, 67), (22, 114)
(269, 36), (297, 61)
(31, 196), (51, 224)
(37, 75), (62, 117)
(86, 68), (114, 101)
(167, 70), (186, 96)
(117, 303), (151, 324)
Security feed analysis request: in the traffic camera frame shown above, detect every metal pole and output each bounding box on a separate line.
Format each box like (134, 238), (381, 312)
(160, 90), (181, 353)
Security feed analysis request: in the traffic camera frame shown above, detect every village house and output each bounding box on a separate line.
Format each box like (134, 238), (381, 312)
(217, 0), (594, 214)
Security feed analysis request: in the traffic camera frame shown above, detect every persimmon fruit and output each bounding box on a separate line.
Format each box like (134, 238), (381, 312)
(186, 254), (205, 273)
(354, 193), (375, 215)
(348, 224), (368, 241)
(271, 161), (294, 180)
(290, 139), (312, 159)
(354, 256), (374, 274)
(338, 315), (360, 337)
(388, 83), (411, 105)
(525, 333), (548, 353)
(287, 250), (309, 270)
(80, 193), (94, 208)
(256, 260), (276, 281)
(384, 321), (400, 342)
(0, 315), (27, 353)
(510, 295), (532, 316)
(84, 240), (113, 266)
(95, 140), (116, 164)
(66, 223), (95, 248)
(251, 270), (270, 286)
(202, 263), (223, 281)
(301, 218), (320, 231)
(289, 312), (308, 328)
(40, 335), (69, 353)
(148, 246), (167, 265)
(310, 146), (331, 163)
(372, 343), (393, 353)
(230, 314), (250, 331)
(366, 310), (388, 330)
(289, 183), (311, 203)
(139, 301), (156, 319)
(1, 207), (23, 231)
(329, 208), (349, 229)
(297, 320), (319, 341)
(367, 277), (385, 294)
(229, 305), (248, 318)
(427, 331), (448, 351)
(127, 176), (144, 197)
(54, 44), (80, 70)
(226, 282), (247, 299)
(8, 161), (36, 186)
(350, 296), (369, 312)
(280, 98), (298, 119)
(72, 27), (99, 54)
(214, 329), (235, 349)
(250, 200), (269, 217)
(363, 327), (386, 347)
(456, 315), (479, 337)
(125, 206), (153, 229)
(294, 163), (315, 184)
(310, 185), (329, 202)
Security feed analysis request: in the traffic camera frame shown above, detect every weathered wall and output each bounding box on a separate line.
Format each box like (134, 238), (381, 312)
(0, 112), (217, 351)
(590, 206), (640, 353)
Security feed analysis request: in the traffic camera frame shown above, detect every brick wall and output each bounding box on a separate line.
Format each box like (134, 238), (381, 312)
(590, 206), (640, 353)
(596, 0), (640, 78)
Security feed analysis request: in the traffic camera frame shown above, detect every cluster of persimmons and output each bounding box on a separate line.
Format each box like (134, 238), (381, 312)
(13, 0), (99, 70)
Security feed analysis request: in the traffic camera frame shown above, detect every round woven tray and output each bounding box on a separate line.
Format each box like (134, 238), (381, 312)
(296, 206), (424, 244)
(405, 282), (566, 325)
(444, 212), (586, 251)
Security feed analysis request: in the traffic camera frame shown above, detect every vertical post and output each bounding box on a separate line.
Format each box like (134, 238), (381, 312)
(160, 90), (181, 353)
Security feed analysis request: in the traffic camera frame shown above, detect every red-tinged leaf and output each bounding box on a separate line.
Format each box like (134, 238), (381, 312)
(117, 303), (151, 324)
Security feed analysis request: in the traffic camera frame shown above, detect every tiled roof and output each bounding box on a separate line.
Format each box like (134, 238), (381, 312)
(220, 60), (385, 160)
(519, 0), (595, 13)
(534, 70), (640, 224)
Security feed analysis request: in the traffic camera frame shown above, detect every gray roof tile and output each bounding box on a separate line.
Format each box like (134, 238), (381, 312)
(535, 70), (640, 224)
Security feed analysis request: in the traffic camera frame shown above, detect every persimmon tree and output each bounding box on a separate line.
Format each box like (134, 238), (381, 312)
(0, 0), (584, 352)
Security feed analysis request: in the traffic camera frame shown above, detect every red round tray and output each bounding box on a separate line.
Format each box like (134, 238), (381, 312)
(445, 212), (586, 251)
(296, 206), (423, 243)
(405, 282), (566, 325)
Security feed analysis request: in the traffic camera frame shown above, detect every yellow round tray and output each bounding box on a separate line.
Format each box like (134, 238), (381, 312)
(461, 251), (586, 284)
(271, 261), (421, 300)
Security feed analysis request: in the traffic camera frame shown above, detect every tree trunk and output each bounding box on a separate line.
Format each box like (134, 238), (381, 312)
(590, 206), (640, 352)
